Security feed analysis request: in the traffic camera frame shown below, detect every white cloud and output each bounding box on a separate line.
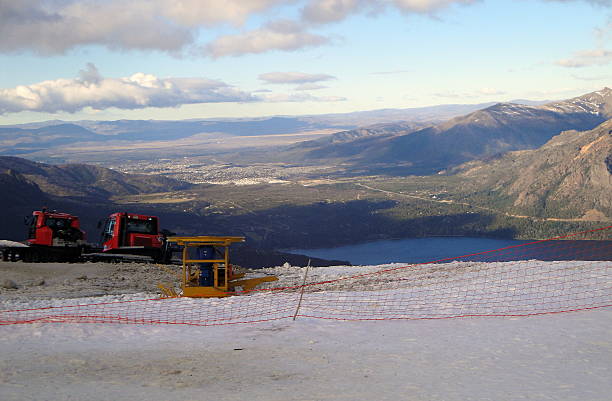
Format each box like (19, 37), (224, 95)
(258, 71), (336, 84)
(1, 0), (607, 57)
(544, 0), (611, 7)
(0, 0), (499, 57)
(157, 0), (287, 26)
(391, 0), (479, 14)
(302, 0), (378, 23)
(555, 49), (612, 68)
(301, 0), (483, 23)
(259, 71), (336, 91)
(0, 0), (284, 54)
(0, 64), (255, 114)
(205, 20), (330, 57)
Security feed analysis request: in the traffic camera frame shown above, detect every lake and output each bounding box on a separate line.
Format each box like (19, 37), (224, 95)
(287, 237), (612, 265)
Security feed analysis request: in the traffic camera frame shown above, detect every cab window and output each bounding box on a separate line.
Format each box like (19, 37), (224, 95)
(104, 218), (116, 236)
(126, 218), (157, 235)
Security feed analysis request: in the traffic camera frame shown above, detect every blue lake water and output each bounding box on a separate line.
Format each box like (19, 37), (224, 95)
(287, 237), (612, 265)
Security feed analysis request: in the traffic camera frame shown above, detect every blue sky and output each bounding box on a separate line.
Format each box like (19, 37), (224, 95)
(0, 0), (610, 124)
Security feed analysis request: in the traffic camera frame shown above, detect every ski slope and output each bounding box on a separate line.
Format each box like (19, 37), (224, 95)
(1, 260), (611, 400)
(1, 307), (610, 401)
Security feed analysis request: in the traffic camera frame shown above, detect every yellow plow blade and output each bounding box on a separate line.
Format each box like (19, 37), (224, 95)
(229, 276), (278, 292)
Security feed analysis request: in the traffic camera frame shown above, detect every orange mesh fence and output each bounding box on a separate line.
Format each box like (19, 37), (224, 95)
(1, 227), (611, 326)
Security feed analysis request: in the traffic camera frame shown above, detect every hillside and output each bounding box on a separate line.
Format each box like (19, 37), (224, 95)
(0, 168), (49, 206)
(284, 88), (612, 175)
(0, 156), (191, 199)
(282, 122), (423, 160)
(456, 118), (612, 220)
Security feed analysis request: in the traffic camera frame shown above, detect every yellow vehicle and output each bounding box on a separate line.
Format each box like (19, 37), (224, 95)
(158, 236), (277, 298)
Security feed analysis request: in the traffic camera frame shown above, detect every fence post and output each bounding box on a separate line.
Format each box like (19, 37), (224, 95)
(293, 260), (311, 321)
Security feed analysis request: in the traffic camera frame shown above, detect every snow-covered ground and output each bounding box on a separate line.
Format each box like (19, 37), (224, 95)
(3, 260), (609, 324)
(1, 309), (611, 401)
(1, 260), (610, 400)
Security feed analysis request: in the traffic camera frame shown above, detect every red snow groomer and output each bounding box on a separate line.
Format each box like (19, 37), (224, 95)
(27, 209), (86, 247)
(2, 209), (172, 263)
(1, 209), (87, 262)
(99, 212), (167, 262)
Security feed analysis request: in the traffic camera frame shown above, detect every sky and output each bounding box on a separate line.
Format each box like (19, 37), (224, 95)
(0, 0), (610, 124)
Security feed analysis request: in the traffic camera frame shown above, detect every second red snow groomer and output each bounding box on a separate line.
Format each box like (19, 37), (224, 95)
(100, 212), (165, 260)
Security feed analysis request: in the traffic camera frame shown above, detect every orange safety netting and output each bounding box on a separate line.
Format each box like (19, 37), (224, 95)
(1, 227), (611, 326)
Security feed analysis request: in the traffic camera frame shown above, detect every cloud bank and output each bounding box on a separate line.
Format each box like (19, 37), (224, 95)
(1, 0), (608, 57)
(0, 0), (287, 54)
(0, 64), (254, 114)
(205, 20), (330, 58)
(0, 64), (348, 114)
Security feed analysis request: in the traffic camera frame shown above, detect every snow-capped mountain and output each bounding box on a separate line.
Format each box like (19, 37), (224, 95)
(284, 88), (612, 175)
(542, 87), (612, 117)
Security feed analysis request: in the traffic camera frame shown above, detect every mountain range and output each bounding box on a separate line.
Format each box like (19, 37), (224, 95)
(0, 101), (529, 161)
(283, 88), (612, 175)
(0, 118), (336, 157)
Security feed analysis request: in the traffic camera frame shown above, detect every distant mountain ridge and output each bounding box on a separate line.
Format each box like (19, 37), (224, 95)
(0, 118), (339, 157)
(0, 101), (510, 160)
(0, 124), (104, 156)
(282, 122), (425, 161)
(284, 87), (612, 175)
(2, 89), (609, 176)
(541, 88), (612, 117)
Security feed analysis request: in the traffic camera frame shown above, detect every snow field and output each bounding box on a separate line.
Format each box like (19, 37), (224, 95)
(1, 308), (611, 401)
(3, 259), (609, 325)
(0, 260), (611, 400)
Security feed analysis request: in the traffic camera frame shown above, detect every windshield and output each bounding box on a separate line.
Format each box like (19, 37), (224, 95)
(126, 218), (157, 235)
(45, 218), (72, 229)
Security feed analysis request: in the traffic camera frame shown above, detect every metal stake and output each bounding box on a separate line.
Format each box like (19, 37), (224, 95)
(293, 259), (311, 321)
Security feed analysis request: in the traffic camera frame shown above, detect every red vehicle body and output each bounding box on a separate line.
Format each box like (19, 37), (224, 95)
(100, 212), (164, 258)
(2, 210), (169, 263)
(0, 210), (88, 262)
(27, 210), (86, 247)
